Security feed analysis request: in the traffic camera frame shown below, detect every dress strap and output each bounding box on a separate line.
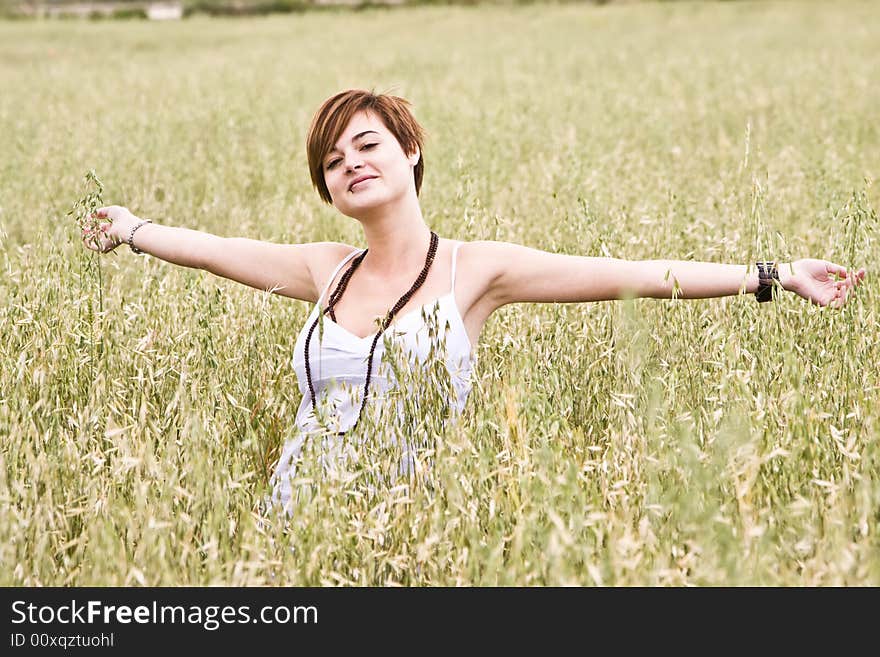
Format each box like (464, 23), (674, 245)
(318, 247), (364, 306)
(450, 241), (464, 294)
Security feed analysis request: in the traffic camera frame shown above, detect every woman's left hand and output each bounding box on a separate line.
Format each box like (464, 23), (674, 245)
(783, 259), (867, 309)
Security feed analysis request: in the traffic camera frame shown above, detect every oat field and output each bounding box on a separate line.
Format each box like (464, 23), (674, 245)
(1, 1), (878, 585)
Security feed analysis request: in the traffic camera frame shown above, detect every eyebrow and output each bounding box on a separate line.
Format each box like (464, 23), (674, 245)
(325, 130), (379, 160)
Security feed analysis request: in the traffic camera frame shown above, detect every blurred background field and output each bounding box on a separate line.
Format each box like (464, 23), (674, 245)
(1, 1), (878, 585)
(6, 0), (622, 20)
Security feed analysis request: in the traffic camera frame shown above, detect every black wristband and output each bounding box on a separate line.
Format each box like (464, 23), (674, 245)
(755, 261), (779, 303)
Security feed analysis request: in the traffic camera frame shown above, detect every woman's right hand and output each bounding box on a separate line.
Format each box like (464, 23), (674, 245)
(81, 205), (140, 254)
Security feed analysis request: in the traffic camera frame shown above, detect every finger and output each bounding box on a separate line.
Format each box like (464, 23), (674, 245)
(95, 207), (110, 218)
(825, 261), (848, 279)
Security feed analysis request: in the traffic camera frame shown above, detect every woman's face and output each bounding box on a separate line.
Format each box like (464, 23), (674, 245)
(322, 110), (420, 219)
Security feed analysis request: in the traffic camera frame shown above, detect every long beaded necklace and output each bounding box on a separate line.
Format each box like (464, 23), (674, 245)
(304, 231), (439, 437)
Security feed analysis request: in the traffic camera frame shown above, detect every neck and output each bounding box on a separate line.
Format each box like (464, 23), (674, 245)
(358, 194), (433, 278)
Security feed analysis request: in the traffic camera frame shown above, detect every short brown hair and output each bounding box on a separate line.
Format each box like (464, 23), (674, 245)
(306, 89), (425, 205)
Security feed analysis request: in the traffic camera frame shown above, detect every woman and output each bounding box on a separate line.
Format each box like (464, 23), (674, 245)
(82, 89), (867, 515)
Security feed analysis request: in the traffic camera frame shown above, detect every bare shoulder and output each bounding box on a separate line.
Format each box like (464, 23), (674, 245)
(455, 239), (583, 308)
(302, 241), (360, 300)
(454, 240), (510, 302)
(455, 239), (507, 265)
(449, 239), (511, 317)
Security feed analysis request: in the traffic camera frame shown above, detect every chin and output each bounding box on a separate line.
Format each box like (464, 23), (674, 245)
(336, 191), (397, 218)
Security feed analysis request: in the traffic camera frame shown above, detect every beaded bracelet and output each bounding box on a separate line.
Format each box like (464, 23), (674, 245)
(128, 220), (152, 255)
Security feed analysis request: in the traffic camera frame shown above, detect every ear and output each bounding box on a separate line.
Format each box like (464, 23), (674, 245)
(407, 146), (421, 168)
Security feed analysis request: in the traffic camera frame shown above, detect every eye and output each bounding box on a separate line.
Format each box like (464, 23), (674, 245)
(326, 159), (341, 170)
(360, 142), (378, 151)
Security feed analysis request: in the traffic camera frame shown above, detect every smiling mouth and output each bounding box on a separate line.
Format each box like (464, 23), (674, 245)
(349, 177), (377, 192)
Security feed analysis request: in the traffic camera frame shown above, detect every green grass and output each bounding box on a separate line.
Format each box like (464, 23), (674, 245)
(1, 0), (878, 585)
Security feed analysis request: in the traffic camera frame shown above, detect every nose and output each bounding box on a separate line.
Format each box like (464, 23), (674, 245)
(344, 152), (364, 173)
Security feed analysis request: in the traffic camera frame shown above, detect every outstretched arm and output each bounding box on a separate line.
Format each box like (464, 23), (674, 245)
(81, 205), (336, 303)
(479, 242), (866, 309)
